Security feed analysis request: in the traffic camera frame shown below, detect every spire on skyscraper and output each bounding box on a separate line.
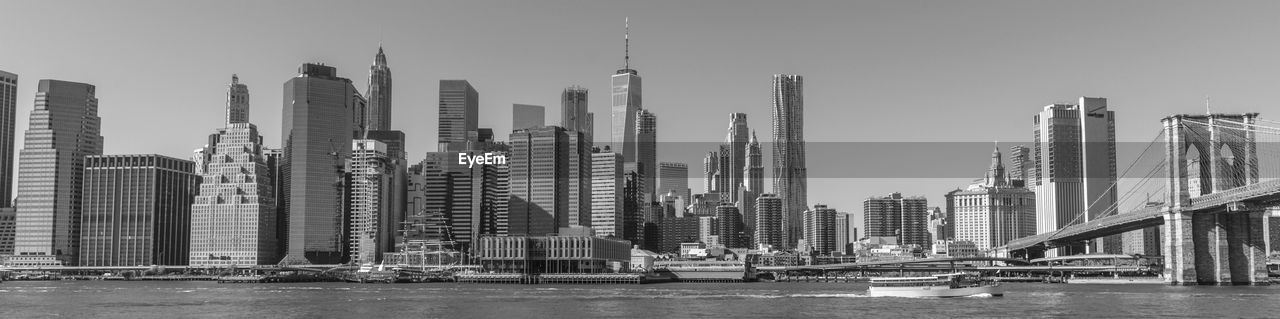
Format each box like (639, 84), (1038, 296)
(985, 142), (1007, 187)
(624, 17), (630, 70)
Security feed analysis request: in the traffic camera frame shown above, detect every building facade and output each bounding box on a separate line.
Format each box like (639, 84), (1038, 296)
(715, 204), (745, 248)
(279, 63), (363, 265)
(754, 193), (784, 249)
(946, 147), (1036, 250)
(513, 104), (545, 131)
(438, 80), (479, 151)
(561, 86), (590, 142)
(1033, 97), (1118, 255)
(348, 140), (396, 264)
(863, 193), (930, 247)
(80, 155), (197, 266)
(591, 150), (624, 237)
(771, 74), (808, 249)
(657, 162), (690, 206)
(9, 80), (103, 266)
(0, 71), (17, 208)
(802, 204), (837, 254)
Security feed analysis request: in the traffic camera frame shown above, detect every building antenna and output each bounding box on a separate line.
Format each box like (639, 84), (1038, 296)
(624, 17), (630, 70)
(1205, 95), (1211, 114)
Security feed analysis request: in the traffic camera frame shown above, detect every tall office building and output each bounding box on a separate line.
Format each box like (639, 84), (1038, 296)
(945, 147), (1036, 250)
(348, 140), (395, 264)
(508, 126), (571, 236)
(439, 80), (479, 151)
(226, 75), (249, 125)
(636, 109), (657, 200)
(835, 212), (851, 254)
(279, 63), (363, 265)
(81, 155), (197, 266)
(567, 130), (592, 230)
(657, 162), (690, 204)
(263, 148), (285, 258)
(772, 74), (808, 249)
(754, 193), (783, 249)
(703, 151), (718, 193)
(562, 86), (589, 134)
(409, 151), (508, 248)
(513, 104), (545, 131)
(591, 149), (624, 237)
(1033, 97), (1118, 254)
(0, 71), (15, 208)
(190, 76), (279, 267)
(721, 113), (750, 202)
(863, 193), (930, 247)
(610, 23), (642, 163)
(9, 80), (102, 266)
(739, 132), (764, 243)
(622, 170), (646, 246)
(1007, 145), (1031, 188)
(716, 205), (745, 248)
(802, 204), (837, 254)
(365, 46), (393, 131)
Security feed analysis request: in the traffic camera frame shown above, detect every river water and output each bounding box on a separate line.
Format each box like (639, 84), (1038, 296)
(2, 281), (1279, 318)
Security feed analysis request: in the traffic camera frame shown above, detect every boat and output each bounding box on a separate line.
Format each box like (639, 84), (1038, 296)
(868, 273), (1004, 298)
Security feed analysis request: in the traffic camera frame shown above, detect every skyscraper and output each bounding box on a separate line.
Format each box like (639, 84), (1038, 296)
(365, 46), (393, 131)
(0, 208), (14, 256)
(592, 149), (624, 237)
(409, 150), (508, 249)
(739, 132), (764, 244)
(721, 113), (749, 202)
(1033, 97), (1118, 255)
(190, 76), (278, 267)
(636, 109), (657, 200)
(835, 212), (851, 254)
(802, 204), (837, 254)
(9, 80), (102, 266)
(81, 155), (197, 266)
(716, 204), (745, 248)
(1007, 145), (1031, 188)
(863, 193), (930, 247)
(754, 193), (783, 249)
(513, 104), (545, 131)
(508, 126), (571, 236)
(703, 151), (718, 193)
(945, 147), (1036, 250)
(0, 71), (16, 208)
(439, 80), (479, 151)
(772, 74), (808, 249)
(280, 63), (363, 265)
(657, 162), (690, 205)
(562, 86), (589, 134)
(348, 140), (395, 264)
(610, 24), (642, 163)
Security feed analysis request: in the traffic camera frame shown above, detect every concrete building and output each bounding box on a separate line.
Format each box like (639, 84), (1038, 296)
(1033, 97), (1118, 255)
(561, 86), (590, 140)
(771, 74), (808, 249)
(739, 132), (764, 242)
(1007, 145), (1031, 188)
(9, 80), (103, 266)
(863, 193), (930, 248)
(720, 113), (750, 202)
(754, 193), (784, 249)
(279, 63), (363, 265)
(0, 71), (18, 207)
(348, 140), (396, 264)
(835, 212), (851, 254)
(190, 76), (279, 266)
(591, 149), (624, 237)
(408, 151), (508, 249)
(635, 109), (657, 200)
(508, 126), (572, 236)
(715, 204), (745, 248)
(513, 104), (545, 131)
(803, 205), (837, 254)
(365, 46), (393, 131)
(80, 155), (197, 266)
(659, 216), (699, 254)
(945, 147), (1036, 250)
(438, 80), (479, 151)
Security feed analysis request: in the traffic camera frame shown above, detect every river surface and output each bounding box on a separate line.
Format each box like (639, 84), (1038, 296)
(2, 281), (1279, 318)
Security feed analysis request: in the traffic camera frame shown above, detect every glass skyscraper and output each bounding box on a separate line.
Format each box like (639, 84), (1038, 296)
(771, 74), (808, 249)
(81, 155), (197, 267)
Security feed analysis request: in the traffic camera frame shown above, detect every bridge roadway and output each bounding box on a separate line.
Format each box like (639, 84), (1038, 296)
(1006, 179), (1280, 251)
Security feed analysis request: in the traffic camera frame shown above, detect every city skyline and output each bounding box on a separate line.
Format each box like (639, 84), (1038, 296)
(2, 0), (1279, 214)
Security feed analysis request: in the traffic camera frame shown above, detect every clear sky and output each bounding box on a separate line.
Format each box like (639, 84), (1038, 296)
(2, 0), (1279, 224)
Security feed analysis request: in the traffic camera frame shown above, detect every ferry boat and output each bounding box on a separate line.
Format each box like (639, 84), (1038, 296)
(868, 273), (1004, 298)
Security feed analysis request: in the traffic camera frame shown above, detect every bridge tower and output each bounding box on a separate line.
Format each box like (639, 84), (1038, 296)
(1162, 113), (1268, 285)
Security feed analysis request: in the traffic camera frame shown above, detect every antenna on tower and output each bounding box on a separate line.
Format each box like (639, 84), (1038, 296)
(1205, 95), (1211, 114)
(624, 17), (630, 70)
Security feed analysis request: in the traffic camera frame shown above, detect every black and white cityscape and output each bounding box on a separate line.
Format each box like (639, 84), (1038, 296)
(3, 1), (1280, 318)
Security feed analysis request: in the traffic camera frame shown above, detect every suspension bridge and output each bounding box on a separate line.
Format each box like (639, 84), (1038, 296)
(1004, 112), (1280, 285)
